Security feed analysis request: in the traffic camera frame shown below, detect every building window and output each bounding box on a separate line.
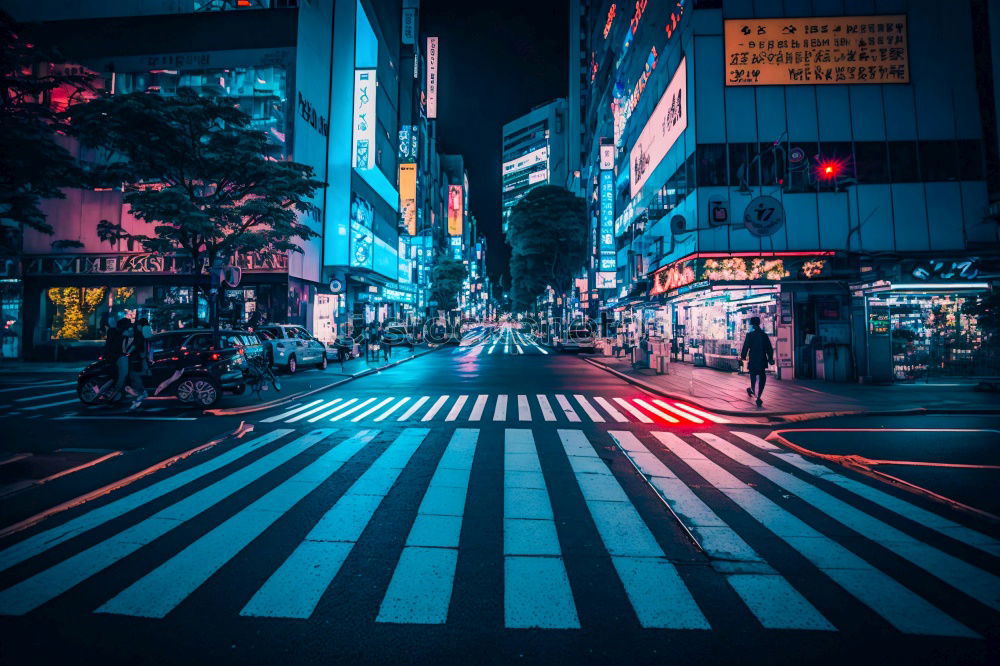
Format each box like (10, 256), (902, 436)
(854, 141), (889, 183)
(919, 140), (960, 181)
(888, 141), (920, 182)
(956, 140), (985, 181)
(697, 144), (727, 187)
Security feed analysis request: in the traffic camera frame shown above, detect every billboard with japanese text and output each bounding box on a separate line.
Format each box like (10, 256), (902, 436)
(629, 57), (686, 199)
(724, 16), (908, 86)
(447, 184), (463, 236)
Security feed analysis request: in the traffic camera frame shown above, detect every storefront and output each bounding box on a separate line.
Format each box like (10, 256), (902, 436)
(19, 251), (307, 360)
(644, 252), (846, 379)
(854, 280), (994, 382)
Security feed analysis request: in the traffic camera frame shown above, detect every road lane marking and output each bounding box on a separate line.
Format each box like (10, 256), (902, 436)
(329, 398), (377, 421)
(0, 429), (294, 575)
(593, 397), (628, 422)
(608, 431), (832, 631)
(303, 399), (353, 423)
(656, 434), (975, 638)
(98, 430), (378, 620)
(730, 431), (1000, 558)
(286, 399), (343, 423)
(377, 429), (478, 624)
(517, 395), (531, 421)
(559, 429), (710, 629)
(612, 398), (653, 423)
(21, 398), (80, 411)
(398, 396), (430, 421)
(695, 432), (1000, 613)
(0, 429), (334, 616)
(445, 395), (469, 421)
(14, 390), (77, 403)
(633, 398), (680, 424)
(0, 380), (73, 394)
(503, 429), (579, 629)
(652, 400), (703, 423)
(260, 400), (322, 423)
(240, 429), (427, 619)
(493, 394), (508, 421)
(572, 395), (605, 422)
(535, 395), (556, 421)
(373, 397), (410, 422)
(553, 395), (580, 422)
(352, 397), (395, 422)
(469, 394), (488, 421)
(421, 395), (450, 422)
(672, 403), (731, 424)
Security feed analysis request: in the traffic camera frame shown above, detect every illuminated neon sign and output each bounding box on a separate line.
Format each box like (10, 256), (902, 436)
(665, 0), (685, 40)
(603, 4), (616, 38)
(612, 47), (657, 147)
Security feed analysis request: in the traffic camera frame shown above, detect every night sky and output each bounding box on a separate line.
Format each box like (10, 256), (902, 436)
(419, 0), (569, 284)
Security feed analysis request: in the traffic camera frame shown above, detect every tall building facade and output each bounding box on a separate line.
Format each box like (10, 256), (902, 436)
(2, 0), (484, 358)
(501, 99), (569, 232)
(570, 0), (999, 382)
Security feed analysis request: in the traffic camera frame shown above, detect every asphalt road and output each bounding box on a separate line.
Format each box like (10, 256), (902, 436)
(0, 328), (997, 665)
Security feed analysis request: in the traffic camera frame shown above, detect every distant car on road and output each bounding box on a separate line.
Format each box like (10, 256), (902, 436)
(555, 327), (596, 353)
(255, 324), (328, 373)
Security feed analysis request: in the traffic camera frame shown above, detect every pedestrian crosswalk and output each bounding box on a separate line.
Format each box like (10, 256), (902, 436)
(0, 426), (996, 636)
(259, 393), (746, 425)
(456, 326), (549, 355)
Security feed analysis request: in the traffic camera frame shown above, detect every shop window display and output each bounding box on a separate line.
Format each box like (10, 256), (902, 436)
(870, 292), (988, 380)
(44, 286), (136, 340)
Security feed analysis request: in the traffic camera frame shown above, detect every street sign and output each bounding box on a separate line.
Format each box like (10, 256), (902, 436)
(329, 279), (344, 293)
(222, 265), (242, 288)
(743, 195), (785, 237)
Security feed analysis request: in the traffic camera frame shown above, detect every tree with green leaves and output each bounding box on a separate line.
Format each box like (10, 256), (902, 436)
(0, 11), (92, 256)
(431, 256), (468, 312)
(65, 87), (325, 328)
(505, 184), (588, 312)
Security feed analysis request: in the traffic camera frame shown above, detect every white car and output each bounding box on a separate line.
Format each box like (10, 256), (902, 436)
(255, 324), (328, 373)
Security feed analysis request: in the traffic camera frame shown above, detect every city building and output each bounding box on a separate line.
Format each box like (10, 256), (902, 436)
(501, 98), (569, 232)
(2, 0), (483, 358)
(570, 0), (999, 382)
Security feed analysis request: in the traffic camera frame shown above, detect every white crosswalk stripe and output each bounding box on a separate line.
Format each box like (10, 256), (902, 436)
(0, 427), (986, 636)
(258, 393), (740, 425)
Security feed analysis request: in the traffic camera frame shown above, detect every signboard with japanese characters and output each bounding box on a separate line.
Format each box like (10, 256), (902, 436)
(427, 37), (439, 118)
(352, 70), (376, 170)
(724, 15), (908, 86)
(598, 170), (617, 284)
(629, 57), (686, 199)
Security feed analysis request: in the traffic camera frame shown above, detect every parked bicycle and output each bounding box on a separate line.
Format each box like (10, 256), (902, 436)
(244, 351), (281, 399)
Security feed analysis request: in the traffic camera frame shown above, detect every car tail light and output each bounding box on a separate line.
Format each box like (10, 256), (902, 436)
(208, 352), (221, 361)
(237, 347), (245, 355)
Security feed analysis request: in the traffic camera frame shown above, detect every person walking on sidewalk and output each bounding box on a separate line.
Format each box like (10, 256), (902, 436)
(740, 316), (774, 408)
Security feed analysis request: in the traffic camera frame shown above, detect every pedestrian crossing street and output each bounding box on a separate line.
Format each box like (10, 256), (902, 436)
(259, 393), (751, 425)
(0, 426), (996, 636)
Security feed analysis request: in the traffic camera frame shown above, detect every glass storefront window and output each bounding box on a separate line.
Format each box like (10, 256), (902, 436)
(867, 291), (987, 380)
(117, 65), (290, 160)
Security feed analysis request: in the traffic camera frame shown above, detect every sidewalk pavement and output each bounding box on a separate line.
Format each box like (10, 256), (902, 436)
(584, 354), (1000, 418)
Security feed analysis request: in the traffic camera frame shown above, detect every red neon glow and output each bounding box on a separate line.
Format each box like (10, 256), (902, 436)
(816, 157), (848, 180)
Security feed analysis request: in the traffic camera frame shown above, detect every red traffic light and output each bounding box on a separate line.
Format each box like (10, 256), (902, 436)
(816, 157), (847, 181)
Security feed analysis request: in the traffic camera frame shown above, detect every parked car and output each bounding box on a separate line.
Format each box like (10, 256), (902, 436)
(555, 327), (596, 353)
(255, 324), (328, 373)
(76, 329), (265, 408)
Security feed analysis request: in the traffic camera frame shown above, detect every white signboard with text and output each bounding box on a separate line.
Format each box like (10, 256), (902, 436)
(427, 37), (439, 118)
(629, 57), (687, 199)
(352, 69), (376, 170)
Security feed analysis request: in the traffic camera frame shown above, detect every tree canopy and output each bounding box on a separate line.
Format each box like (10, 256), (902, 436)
(0, 11), (91, 252)
(431, 256), (468, 311)
(65, 88), (325, 270)
(505, 185), (588, 311)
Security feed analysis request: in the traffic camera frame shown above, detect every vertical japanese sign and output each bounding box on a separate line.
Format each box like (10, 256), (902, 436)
(402, 8), (416, 45)
(724, 15), (908, 86)
(352, 70), (376, 170)
(426, 37), (439, 118)
(598, 169), (617, 288)
(599, 143), (615, 171)
(447, 184), (463, 236)
(399, 163), (417, 235)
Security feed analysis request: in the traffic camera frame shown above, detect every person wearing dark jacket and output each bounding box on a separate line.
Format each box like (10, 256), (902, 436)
(740, 316), (774, 407)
